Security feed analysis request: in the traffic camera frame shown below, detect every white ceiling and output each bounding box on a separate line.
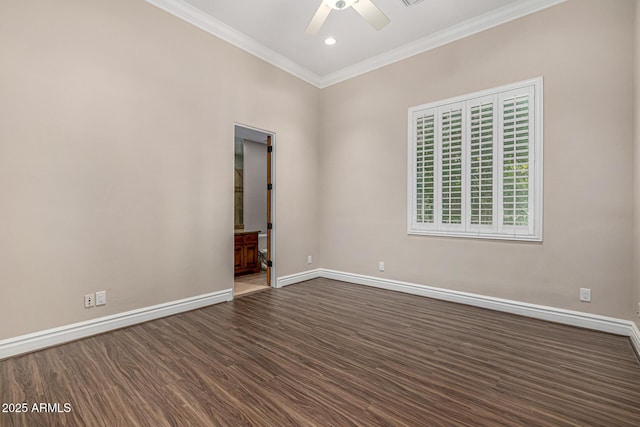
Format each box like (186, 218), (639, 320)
(147, 0), (565, 87)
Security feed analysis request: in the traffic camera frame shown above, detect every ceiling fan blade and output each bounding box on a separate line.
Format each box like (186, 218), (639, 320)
(305, 3), (332, 35)
(352, 0), (390, 30)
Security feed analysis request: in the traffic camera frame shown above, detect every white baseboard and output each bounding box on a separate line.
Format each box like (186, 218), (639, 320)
(319, 269), (631, 335)
(4, 270), (639, 361)
(0, 288), (233, 360)
(276, 269), (321, 288)
(630, 322), (640, 356)
(309, 268), (639, 355)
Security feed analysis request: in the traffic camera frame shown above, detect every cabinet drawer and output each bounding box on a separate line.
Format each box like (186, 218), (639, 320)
(234, 235), (243, 246)
(243, 234), (258, 244)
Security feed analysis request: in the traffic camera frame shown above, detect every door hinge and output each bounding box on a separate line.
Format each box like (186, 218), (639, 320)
(267, 183), (273, 190)
(267, 146), (273, 153)
(267, 260), (273, 267)
(267, 223), (272, 230)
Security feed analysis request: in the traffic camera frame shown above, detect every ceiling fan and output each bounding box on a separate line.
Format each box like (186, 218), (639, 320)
(305, 0), (390, 35)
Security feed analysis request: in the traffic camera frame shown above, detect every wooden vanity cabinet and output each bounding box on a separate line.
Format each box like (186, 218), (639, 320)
(234, 231), (260, 276)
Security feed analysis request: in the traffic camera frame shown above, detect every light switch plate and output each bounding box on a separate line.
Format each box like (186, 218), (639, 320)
(579, 288), (591, 302)
(96, 291), (106, 306)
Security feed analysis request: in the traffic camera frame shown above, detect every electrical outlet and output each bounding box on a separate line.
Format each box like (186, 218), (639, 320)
(84, 293), (95, 308)
(379, 261), (385, 272)
(307, 255), (312, 264)
(579, 288), (591, 302)
(96, 291), (106, 306)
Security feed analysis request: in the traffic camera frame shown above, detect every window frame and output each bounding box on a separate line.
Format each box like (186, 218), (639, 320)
(407, 77), (543, 242)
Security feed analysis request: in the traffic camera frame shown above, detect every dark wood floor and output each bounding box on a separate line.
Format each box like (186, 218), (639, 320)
(1, 278), (640, 426)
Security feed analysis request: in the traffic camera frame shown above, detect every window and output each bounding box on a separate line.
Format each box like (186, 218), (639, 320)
(408, 78), (543, 241)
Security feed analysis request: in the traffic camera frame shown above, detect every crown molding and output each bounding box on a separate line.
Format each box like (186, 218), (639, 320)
(319, 0), (566, 87)
(146, 0), (566, 89)
(144, 0), (323, 87)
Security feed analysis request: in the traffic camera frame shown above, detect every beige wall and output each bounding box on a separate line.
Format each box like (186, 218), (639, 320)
(1, 0), (638, 341)
(320, 0), (635, 319)
(635, 0), (640, 329)
(0, 0), (321, 339)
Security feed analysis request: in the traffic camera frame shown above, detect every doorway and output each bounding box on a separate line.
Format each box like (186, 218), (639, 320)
(233, 124), (274, 297)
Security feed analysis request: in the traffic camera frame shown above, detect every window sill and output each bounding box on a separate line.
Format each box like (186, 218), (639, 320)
(407, 229), (542, 242)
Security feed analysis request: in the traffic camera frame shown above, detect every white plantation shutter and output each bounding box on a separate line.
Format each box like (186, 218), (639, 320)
(468, 97), (497, 231)
(440, 105), (464, 227)
(499, 86), (535, 235)
(409, 78), (542, 241)
(414, 111), (436, 225)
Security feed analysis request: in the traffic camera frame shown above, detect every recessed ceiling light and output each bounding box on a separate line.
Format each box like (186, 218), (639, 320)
(324, 37), (337, 46)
